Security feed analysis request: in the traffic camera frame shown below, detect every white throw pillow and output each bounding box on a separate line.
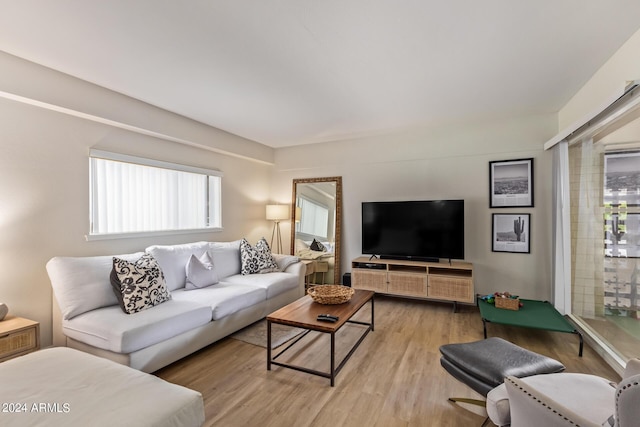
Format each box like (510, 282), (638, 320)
(145, 242), (210, 291)
(185, 252), (219, 290)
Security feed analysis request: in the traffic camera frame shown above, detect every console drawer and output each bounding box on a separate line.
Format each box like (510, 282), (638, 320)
(0, 318), (39, 362)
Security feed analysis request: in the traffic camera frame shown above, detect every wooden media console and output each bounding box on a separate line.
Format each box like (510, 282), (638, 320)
(351, 256), (474, 310)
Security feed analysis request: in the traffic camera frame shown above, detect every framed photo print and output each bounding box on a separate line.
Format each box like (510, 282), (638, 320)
(492, 213), (530, 253)
(489, 158), (534, 208)
(604, 213), (639, 258)
(604, 151), (640, 207)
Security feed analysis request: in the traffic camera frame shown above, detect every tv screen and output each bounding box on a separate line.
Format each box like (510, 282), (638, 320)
(362, 200), (464, 261)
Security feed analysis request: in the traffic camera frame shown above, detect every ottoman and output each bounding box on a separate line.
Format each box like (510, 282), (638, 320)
(439, 337), (565, 422)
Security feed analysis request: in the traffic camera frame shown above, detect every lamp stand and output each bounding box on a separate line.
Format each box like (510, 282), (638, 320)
(270, 220), (283, 254)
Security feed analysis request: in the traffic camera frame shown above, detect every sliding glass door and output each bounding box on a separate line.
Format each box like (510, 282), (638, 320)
(569, 116), (640, 362)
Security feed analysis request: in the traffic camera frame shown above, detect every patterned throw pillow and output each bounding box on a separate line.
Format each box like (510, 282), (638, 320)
(240, 238), (279, 275)
(310, 239), (326, 252)
(111, 253), (171, 314)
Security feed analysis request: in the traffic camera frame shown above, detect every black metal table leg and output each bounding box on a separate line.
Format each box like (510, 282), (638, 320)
(371, 297), (375, 332)
(267, 320), (272, 370)
(330, 332), (336, 387)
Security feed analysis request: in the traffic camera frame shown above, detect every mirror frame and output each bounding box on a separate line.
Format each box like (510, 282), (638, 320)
(290, 177), (342, 285)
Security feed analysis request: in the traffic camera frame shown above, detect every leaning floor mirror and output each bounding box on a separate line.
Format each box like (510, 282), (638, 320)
(291, 177), (342, 286)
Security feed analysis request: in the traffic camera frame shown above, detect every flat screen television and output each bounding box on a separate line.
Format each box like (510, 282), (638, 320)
(362, 200), (464, 261)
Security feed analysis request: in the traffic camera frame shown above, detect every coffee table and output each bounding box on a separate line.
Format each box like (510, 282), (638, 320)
(266, 289), (374, 386)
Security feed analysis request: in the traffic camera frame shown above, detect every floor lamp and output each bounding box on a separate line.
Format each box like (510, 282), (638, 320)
(266, 205), (289, 254)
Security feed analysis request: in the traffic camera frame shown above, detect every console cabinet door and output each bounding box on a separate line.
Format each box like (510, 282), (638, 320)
(428, 276), (474, 303)
(352, 270), (387, 292)
(387, 272), (428, 297)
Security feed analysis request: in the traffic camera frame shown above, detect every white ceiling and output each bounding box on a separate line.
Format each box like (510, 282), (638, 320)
(2, 1), (640, 148)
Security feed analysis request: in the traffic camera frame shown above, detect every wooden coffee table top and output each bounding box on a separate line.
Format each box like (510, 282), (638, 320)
(267, 289), (374, 332)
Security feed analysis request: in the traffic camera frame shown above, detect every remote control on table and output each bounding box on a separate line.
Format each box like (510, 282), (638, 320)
(317, 314), (339, 322)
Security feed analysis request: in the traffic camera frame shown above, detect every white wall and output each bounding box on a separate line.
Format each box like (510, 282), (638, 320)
(559, 28), (640, 128)
(0, 54), (275, 347)
(272, 114), (557, 301)
(0, 51), (273, 164)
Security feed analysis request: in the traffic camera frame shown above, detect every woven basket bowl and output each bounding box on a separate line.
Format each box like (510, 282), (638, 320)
(495, 297), (520, 311)
(307, 285), (355, 305)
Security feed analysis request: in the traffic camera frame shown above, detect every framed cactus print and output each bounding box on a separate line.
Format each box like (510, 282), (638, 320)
(489, 158), (534, 208)
(492, 213), (530, 253)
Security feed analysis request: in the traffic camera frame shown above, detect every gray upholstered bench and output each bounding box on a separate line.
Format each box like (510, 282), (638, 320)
(439, 337), (565, 424)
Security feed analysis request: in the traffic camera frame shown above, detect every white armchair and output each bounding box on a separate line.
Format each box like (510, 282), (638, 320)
(487, 359), (640, 427)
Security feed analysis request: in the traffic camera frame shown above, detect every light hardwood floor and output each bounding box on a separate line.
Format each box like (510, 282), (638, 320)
(155, 296), (620, 427)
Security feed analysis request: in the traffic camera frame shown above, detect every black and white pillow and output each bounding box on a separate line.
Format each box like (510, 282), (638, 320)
(185, 251), (219, 290)
(310, 239), (326, 252)
(111, 253), (171, 314)
(240, 238), (279, 275)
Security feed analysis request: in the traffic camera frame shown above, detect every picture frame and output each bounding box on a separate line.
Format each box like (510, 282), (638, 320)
(604, 151), (640, 207)
(489, 158), (534, 208)
(492, 213), (530, 253)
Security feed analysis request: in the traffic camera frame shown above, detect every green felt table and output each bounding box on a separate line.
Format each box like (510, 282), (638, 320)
(478, 298), (583, 357)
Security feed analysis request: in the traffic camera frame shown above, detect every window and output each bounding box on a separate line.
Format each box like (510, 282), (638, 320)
(89, 150), (222, 238)
(296, 196), (329, 239)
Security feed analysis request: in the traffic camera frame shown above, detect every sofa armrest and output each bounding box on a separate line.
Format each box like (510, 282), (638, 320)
(272, 254), (300, 272)
(272, 254), (305, 297)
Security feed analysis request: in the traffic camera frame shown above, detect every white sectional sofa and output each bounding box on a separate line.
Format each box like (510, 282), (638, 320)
(47, 240), (305, 373)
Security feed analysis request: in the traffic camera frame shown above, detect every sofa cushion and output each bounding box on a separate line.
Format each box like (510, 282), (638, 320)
(62, 300), (211, 353)
(146, 242), (209, 291)
(111, 254), (171, 314)
(185, 252), (219, 290)
(208, 240), (242, 279)
(223, 272), (299, 299)
(171, 284), (266, 320)
(47, 252), (144, 320)
(239, 238), (278, 275)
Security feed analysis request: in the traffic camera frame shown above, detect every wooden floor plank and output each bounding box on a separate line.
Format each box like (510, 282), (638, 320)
(155, 296), (620, 427)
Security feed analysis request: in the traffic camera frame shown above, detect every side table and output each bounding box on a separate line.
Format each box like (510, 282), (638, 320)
(301, 259), (315, 290)
(0, 315), (40, 362)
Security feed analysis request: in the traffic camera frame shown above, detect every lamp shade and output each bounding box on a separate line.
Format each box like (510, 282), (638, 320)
(266, 204), (289, 221)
